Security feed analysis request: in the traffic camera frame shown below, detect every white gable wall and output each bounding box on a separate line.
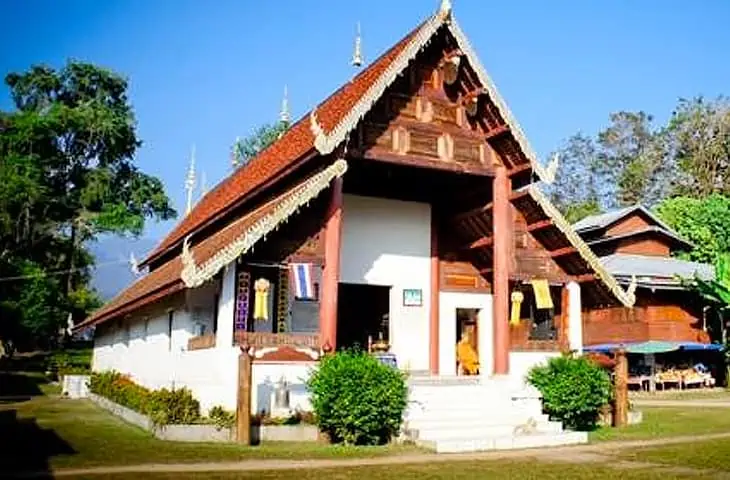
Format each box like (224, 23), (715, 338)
(340, 194), (432, 372)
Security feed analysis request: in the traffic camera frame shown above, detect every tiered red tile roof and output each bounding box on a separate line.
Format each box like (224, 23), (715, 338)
(142, 23), (425, 268)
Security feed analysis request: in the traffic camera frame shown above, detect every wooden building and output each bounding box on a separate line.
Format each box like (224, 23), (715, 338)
(76, 2), (638, 452)
(575, 205), (716, 346)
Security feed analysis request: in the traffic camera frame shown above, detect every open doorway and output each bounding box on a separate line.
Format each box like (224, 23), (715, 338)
(336, 283), (390, 351)
(456, 308), (480, 375)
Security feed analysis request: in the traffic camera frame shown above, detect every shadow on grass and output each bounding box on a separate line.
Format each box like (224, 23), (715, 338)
(0, 409), (76, 478)
(0, 372), (49, 399)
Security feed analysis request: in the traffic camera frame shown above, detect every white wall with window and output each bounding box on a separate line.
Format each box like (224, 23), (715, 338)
(92, 277), (240, 413)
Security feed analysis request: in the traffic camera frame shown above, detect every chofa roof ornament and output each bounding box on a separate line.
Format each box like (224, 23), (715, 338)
(541, 153), (560, 185)
(439, 0), (453, 19)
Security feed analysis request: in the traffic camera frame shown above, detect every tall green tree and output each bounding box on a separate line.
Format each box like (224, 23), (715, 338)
(0, 61), (176, 350)
(655, 194), (730, 263)
(546, 133), (603, 223)
(596, 111), (670, 208)
(663, 96), (730, 198)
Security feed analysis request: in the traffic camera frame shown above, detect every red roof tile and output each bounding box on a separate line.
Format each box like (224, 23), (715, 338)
(79, 164), (342, 328)
(143, 22), (426, 267)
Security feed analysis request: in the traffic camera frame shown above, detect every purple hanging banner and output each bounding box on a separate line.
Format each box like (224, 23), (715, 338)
(235, 271), (251, 331)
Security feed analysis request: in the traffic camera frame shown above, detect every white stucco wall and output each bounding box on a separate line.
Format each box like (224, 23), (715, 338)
(92, 267), (242, 414)
(339, 194), (432, 372)
(438, 292), (493, 376)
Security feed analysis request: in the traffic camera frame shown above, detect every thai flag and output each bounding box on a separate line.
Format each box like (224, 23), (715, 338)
(290, 263), (315, 300)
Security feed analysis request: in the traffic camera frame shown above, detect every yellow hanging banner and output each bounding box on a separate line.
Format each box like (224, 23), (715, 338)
(253, 278), (271, 321)
(531, 279), (553, 310)
(510, 291), (524, 326)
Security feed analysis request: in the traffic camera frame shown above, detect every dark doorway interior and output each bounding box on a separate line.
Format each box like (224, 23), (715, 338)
(456, 308), (479, 375)
(337, 283), (390, 351)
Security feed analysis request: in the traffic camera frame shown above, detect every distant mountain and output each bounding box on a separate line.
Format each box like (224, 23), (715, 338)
(88, 236), (159, 300)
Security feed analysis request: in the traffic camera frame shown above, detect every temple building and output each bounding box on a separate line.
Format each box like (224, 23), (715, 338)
(78, 2), (638, 451)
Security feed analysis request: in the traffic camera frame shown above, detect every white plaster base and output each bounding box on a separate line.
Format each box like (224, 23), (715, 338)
(88, 392), (318, 443)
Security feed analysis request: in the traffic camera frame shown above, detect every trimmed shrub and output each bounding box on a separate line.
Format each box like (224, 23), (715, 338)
(251, 410), (316, 426)
(147, 387), (200, 426)
(527, 354), (612, 430)
(307, 350), (408, 445)
(89, 371), (153, 413)
(88, 371), (200, 425)
(208, 405), (235, 430)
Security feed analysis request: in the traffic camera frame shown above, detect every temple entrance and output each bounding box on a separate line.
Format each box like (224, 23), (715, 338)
(336, 283), (390, 351)
(456, 308), (480, 375)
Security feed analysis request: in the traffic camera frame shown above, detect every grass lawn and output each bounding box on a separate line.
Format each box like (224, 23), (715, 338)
(590, 406), (730, 442)
(77, 462), (697, 480)
(0, 380), (422, 475)
(619, 438), (730, 472)
(630, 388), (730, 401)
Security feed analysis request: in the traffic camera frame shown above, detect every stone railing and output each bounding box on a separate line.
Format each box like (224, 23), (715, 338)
(187, 333), (216, 351)
(233, 331), (320, 349)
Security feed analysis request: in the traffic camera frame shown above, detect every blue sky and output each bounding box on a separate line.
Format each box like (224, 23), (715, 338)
(3, 0), (730, 246)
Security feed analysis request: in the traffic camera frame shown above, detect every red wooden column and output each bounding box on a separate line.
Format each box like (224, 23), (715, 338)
(429, 208), (440, 374)
(320, 177), (344, 352)
(492, 166), (511, 375)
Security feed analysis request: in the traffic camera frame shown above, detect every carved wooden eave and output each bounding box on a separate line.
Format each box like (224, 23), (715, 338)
(525, 185), (636, 307)
(308, 8), (558, 184)
(180, 159), (348, 288)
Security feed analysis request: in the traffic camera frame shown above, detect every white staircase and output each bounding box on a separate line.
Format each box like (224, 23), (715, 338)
(402, 376), (587, 453)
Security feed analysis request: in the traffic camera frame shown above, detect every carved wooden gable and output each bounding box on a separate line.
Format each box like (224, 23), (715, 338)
(353, 29), (501, 171)
(512, 206), (571, 282)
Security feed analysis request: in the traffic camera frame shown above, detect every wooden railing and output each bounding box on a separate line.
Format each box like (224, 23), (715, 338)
(233, 331), (320, 349)
(187, 333), (216, 351)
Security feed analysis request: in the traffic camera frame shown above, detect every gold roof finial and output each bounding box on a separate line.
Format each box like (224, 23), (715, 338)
(279, 85), (290, 124)
(351, 22), (363, 67)
(439, 0), (453, 18)
(185, 144), (196, 214)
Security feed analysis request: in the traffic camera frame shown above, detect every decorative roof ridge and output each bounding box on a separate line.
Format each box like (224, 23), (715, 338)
(180, 159), (348, 287)
(309, 11), (557, 183)
(310, 14), (444, 155)
(526, 184), (637, 307)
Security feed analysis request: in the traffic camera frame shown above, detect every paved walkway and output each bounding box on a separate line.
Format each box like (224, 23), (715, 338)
(14, 431), (730, 478)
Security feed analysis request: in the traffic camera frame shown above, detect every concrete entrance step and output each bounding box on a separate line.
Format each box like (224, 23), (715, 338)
(418, 431), (588, 453)
(406, 413), (552, 428)
(410, 421), (564, 441)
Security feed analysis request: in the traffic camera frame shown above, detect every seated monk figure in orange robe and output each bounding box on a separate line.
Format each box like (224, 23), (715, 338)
(456, 330), (479, 375)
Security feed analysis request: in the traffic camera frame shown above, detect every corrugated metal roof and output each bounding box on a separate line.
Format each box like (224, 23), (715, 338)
(573, 205), (677, 236)
(573, 206), (637, 232)
(600, 253), (714, 284)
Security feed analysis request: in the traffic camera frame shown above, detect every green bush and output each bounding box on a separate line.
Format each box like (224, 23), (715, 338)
(147, 387), (200, 426)
(89, 371), (153, 413)
(208, 405), (235, 430)
(307, 350), (408, 445)
(251, 409), (316, 426)
(89, 371), (201, 426)
(46, 348), (92, 379)
(527, 354), (612, 430)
